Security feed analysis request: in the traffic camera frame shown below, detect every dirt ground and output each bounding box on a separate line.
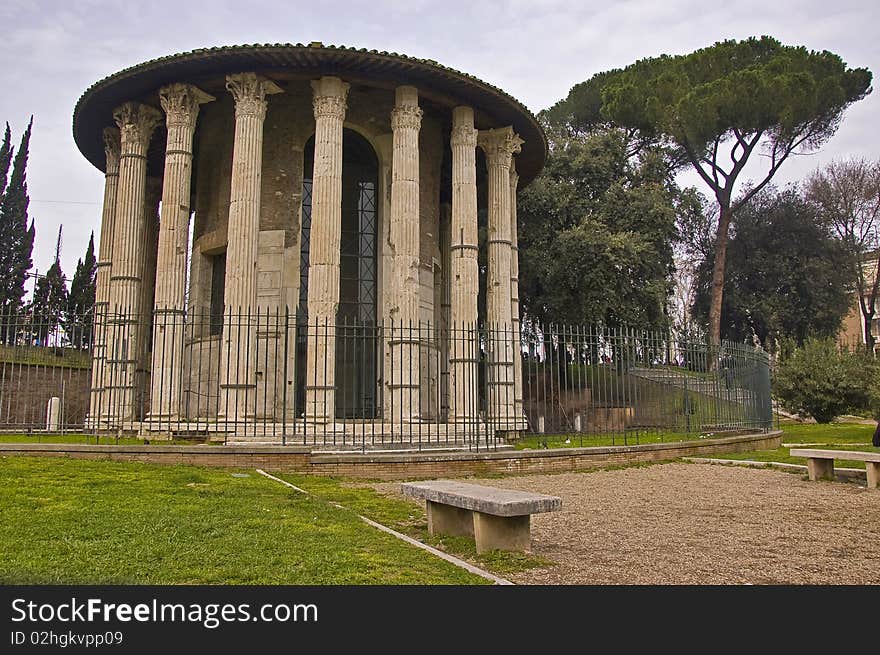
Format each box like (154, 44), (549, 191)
(382, 462), (880, 584)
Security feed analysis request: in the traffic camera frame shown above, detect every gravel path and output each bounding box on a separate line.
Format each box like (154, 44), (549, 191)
(383, 463), (880, 584)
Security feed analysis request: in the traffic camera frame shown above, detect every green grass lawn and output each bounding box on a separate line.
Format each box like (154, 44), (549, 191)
(711, 421), (877, 470)
(775, 421), (876, 444)
(278, 474), (552, 576)
(515, 429), (726, 450)
(0, 344), (91, 369)
(0, 433), (205, 445)
(0, 456), (486, 585)
(2, 430), (703, 450)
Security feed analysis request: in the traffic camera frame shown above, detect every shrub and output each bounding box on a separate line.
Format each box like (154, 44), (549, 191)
(773, 338), (876, 423)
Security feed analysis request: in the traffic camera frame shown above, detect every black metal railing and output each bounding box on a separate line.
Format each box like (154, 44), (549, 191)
(0, 306), (773, 449)
(519, 323), (773, 446)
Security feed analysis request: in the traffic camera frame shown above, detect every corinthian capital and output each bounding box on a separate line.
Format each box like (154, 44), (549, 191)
(226, 73), (283, 120)
(451, 124), (477, 149)
(451, 106), (477, 149)
(391, 105), (423, 132)
(102, 127), (121, 175)
(311, 77), (349, 120)
(390, 85), (422, 132)
(113, 102), (162, 152)
(159, 83), (215, 129)
(477, 126), (524, 168)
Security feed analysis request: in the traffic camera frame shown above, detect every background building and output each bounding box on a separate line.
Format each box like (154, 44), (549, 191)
(837, 249), (879, 352)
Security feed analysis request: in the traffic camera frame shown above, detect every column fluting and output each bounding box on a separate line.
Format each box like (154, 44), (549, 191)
(138, 177), (162, 397)
(149, 83), (214, 426)
(304, 76), (348, 425)
(105, 102), (161, 423)
(478, 126), (523, 432)
(509, 159), (524, 423)
(388, 86), (423, 424)
(448, 106), (479, 423)
(219, 73), (282, 423)
(88, 127), (120, 429)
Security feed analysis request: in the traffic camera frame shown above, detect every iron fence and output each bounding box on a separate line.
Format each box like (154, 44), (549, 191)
(520, 323), (773, 446)
(0, 306), (773, 449)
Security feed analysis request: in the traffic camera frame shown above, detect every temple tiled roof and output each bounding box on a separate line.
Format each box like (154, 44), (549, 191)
(73, 42), (546, 184)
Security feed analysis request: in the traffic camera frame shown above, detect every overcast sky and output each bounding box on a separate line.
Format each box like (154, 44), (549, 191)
(1, 0), (877, 290)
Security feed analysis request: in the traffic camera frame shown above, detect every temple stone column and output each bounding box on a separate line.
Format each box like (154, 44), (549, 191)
(448, 106), (479, 423)
(304, 76), (348, 424)
(438, 202), (451, 420)
(388, 86), (423, 423)
(478, 126), (523, 432)
(137, 177), (162, 409)
(105, 102), (162, 424)
(88, 127), (120, 429)
(219, 73), (282, 424)
(149, 83), (214, 426)
(509, 159), (524, 423)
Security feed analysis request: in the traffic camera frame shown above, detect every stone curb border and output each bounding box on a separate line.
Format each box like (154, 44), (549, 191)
(0, 430), (783, 480)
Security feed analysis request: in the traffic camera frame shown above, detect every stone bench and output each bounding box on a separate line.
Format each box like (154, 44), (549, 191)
(401, 480), (561, 553)
(790, 448), (880, 489)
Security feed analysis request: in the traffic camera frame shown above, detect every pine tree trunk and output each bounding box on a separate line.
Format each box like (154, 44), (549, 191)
(864, 313), (876, 355)
(708, 204), (733, 349)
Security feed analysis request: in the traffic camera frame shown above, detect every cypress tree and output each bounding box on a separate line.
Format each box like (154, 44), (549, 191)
(66, 231), (97, 347)
(0, 123), (12, 342)
(0, 117), (35, 320)
(0, 123), (11, 198)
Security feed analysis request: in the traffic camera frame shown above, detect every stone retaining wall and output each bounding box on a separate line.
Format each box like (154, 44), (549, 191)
(0, 363), (91, 429)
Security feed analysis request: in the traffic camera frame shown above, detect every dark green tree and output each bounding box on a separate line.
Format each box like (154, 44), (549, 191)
(30, 225), (68, 346)
(774, 337), (876, 422)
(0, 117), (36, 330)
(0, 124), (12, 197)
(692, 186), (851, 347)
(65, 231), (97, 348)
(517, 126), (680, 330)
(544, 70), (686, 169)
(588, 36), (871, 346)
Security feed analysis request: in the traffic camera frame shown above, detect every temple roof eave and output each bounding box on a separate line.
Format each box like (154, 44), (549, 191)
(73, 43), (547, 186)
